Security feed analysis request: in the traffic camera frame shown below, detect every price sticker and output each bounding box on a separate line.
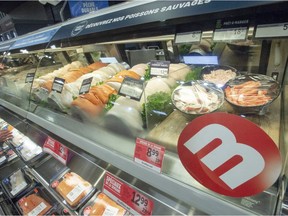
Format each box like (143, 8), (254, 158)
(175, 31), (202, 44)
(213, 27), (247, 41)
(43, 136), (70, 165)
(25, 73), (35, 83)
(0, 156), (6, 163)
(150, 60), (170, 77)
(52, 77), (65, 93)
(255, 22), (288, 38)
(67, 184), (85, 202)
(11, 181), (28, 196)
(134, 138), (165, 173)
(27, 202), (47, 216)
(103, 173), (154, 216)
(79, 77), (92, 95)
(118, 77), (144, 101)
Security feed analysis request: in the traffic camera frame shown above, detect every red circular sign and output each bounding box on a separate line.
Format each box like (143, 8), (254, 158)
(177, 112), (281, 197)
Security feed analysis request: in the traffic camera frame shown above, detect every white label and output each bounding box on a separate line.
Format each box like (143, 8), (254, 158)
(213, 27), (247, 41)
(102, 205), (119, 216)
(150, 60), (170, 77)
(0, 156), (6, 163)
(11, 181), (28, 196)
(175, 31), (202, 44)
(134, 158), (161, 173)
(27, 202), (47, 216)
(100, 57), (118, 64)
(255, 22), (288, 38)
(66, 184), (85, 202)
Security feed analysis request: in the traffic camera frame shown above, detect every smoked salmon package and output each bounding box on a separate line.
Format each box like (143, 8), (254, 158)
(80, 192), (128, 216)
(50, 170), (95, 210)
(2, 168), (35, 199)
(16, 186), (57, 216)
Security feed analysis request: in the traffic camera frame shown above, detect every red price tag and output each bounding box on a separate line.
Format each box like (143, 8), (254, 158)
(103, 173), (154, 216)
(134, 138), (165, 173)
(43, 136), (70, 165)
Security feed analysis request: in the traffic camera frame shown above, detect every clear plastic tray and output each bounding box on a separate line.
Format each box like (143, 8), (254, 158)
(16, 186), (58, 216)
(50, 170), (96, 211)
(79, 192), (128, 216)
(2, 168), (34, 199)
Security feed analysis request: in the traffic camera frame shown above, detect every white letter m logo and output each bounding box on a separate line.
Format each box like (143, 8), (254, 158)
(184, 124), (265, 189)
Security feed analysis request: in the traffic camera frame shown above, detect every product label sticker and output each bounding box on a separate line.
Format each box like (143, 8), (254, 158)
(0, 156), (6, 163)
(102, 205), (119, 216)
(43, 136), (70, 165)
(134, 138), (165, 173)
(175, 31), (202, 44)
(27, 202), (47, 216)
(79, 77), (93, 95)
(118, 77), (144, 101)
(67, 184), (85, 202)
(11, 181), (28, 196)
(103, 173), (154, 216)
(150, 60), (170, 77)
(25, 73), (35, 83)
(52, 77), (65, 93)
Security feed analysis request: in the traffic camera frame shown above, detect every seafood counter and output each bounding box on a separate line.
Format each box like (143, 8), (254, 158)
(21, 60), (282, 153)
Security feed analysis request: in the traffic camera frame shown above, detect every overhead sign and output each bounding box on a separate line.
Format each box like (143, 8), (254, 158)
(52, 1), (274, 41)
(177, 112), (281, 197)
(68, 0), (109, 17)
(10, 27), (60, 50)
(0, 41), (15, 52)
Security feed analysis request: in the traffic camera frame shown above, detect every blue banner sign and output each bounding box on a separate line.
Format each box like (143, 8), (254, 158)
(10, 27), (60, 50)
(0, 41), (15, 52)
(53, 0), (276, 41)
(68, 0), (109, 17)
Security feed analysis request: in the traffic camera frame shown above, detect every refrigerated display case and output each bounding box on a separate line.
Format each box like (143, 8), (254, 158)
(0, 0), (288, 215)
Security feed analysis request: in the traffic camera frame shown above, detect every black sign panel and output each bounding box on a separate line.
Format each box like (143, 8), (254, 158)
(118, 77), (144, 101)
(79, 77), (93, 95)
(52, 77), (65, 93)
(25, 73), (35, 83)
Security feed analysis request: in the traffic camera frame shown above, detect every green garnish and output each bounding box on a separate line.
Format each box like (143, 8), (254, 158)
(185, 67), (202, 81)
(105, 94), (120, 111)
(141, 91), (174, 128)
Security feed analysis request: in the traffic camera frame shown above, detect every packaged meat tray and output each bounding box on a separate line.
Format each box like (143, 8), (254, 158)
(0, 150), (8, 167)
(50, 171), (95, 210)
(9, 128), (26, 147)
(15, 137), (44, 163)
(0, 184), (21, 215)
(2, 168), (34, 199)
(16, 187), (57, 216)
(6, 148), (18, 162)
(80, 192), (127, 216)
